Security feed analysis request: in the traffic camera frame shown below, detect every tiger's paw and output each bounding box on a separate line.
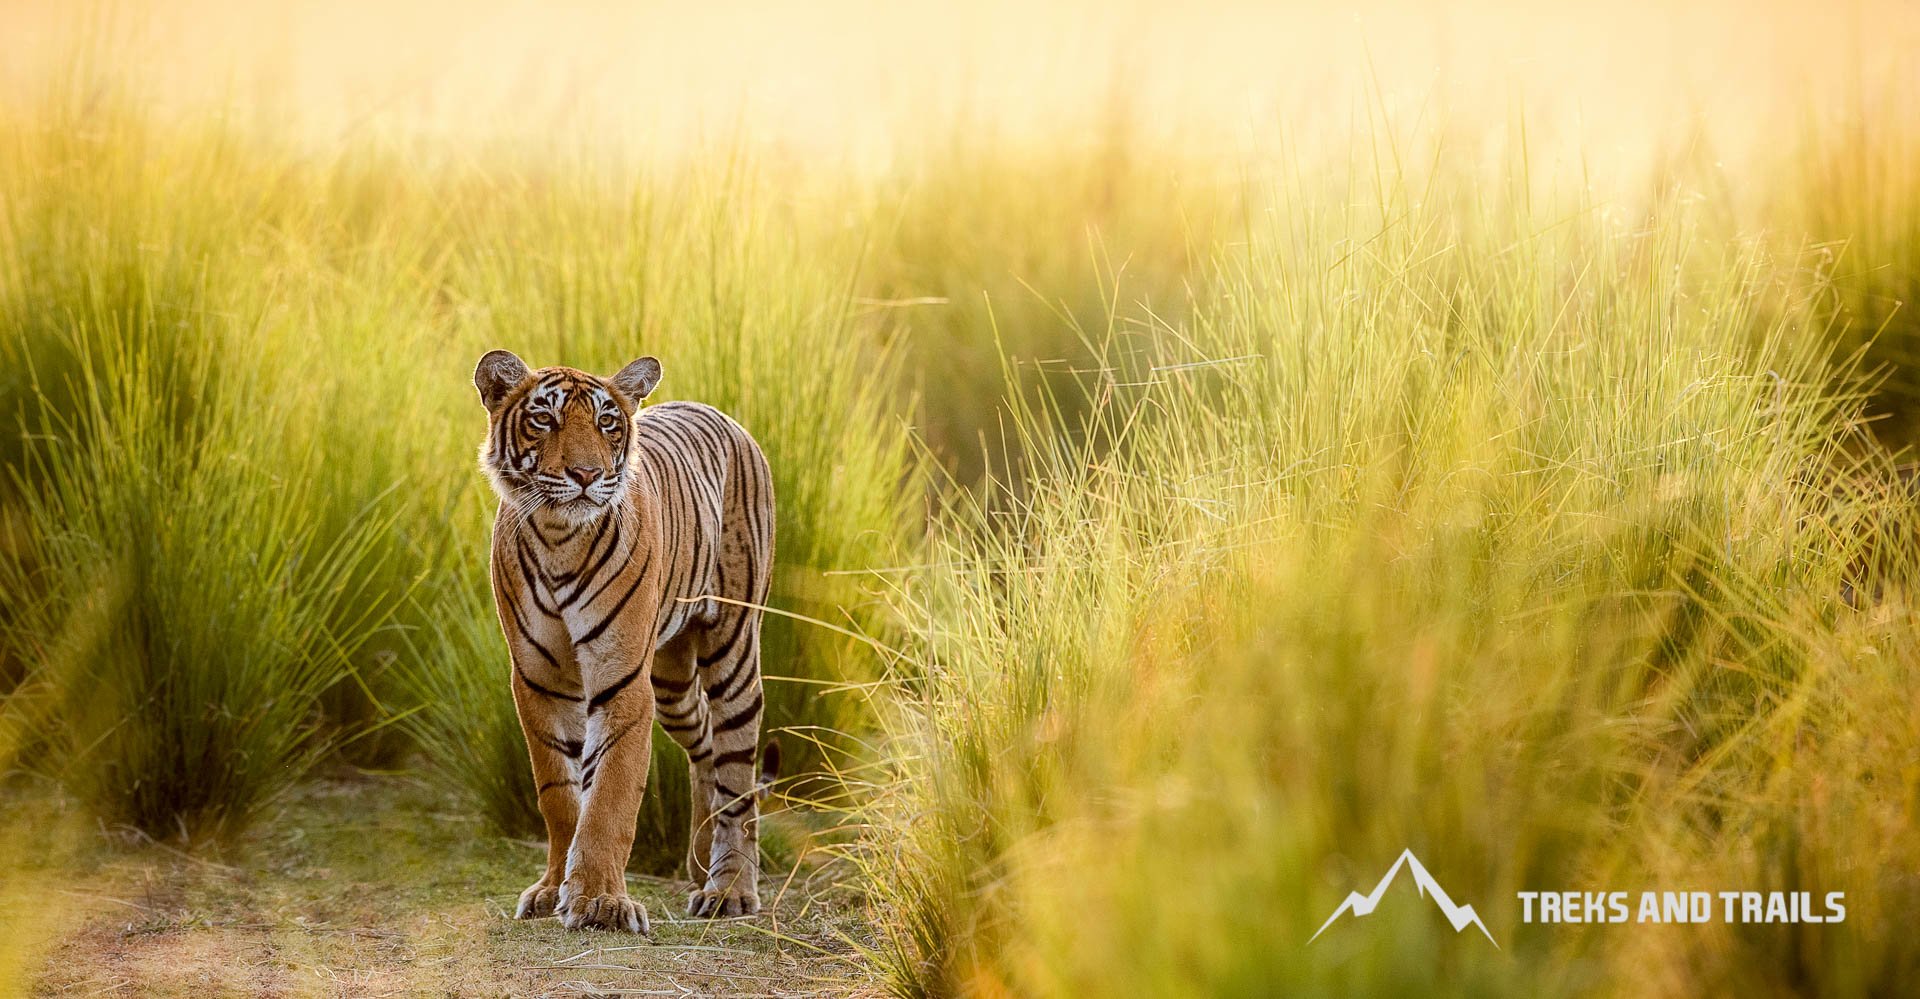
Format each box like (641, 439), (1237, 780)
(559, 890), (649, 934)
(688, 879), (760, 918)
(514, 881), (562, 919)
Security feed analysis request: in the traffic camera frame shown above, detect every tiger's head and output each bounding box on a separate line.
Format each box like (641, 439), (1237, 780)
(472, 350), (663, 525)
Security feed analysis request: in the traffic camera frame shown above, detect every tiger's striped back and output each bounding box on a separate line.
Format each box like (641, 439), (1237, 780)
(631, 401), (774, 658)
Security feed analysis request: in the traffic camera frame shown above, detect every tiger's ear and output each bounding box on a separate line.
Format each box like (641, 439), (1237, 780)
(473, 349), (531, 411)
(611, 356), (663, 402)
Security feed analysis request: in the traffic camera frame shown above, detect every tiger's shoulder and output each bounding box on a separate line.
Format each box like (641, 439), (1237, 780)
(635, 401), (763, 455)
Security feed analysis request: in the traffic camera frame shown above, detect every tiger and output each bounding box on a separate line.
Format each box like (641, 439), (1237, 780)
(472, 348), (777, 934)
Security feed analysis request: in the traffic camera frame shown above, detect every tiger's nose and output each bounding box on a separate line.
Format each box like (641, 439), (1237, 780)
(566, 466), (603, 487)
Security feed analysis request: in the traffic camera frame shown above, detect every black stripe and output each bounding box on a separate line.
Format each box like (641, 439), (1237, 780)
(657, 700), (700, 722)
(544, 523), (580, 548)
(650, 671), (694, 696)
(711, 746), (755, 769)
(537, 778), (577, 794)
(661, 714), (705, 734)
(551, 515), (611, 586)
(589, 663), (646, 712)
(697, 610), (752, 670)
(710, 690), (762, 736)
(575, 567), (648, 647)
(506, 599), (564, 671)
(581, 715), (645, 773)
(516, 662), (584, 703)
(706, 645), (760, 704)
(713, 783), (752, 816)
(563, 518), (624, 607)
(569, 525), (642, 613)
(534, 732), (584, 757)
(517, 541), (562, 618)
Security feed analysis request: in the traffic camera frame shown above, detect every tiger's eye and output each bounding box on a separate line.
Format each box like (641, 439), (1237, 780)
(598, 413), (620, 432)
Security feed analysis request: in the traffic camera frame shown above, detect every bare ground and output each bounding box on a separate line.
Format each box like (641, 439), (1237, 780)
(1, 774), (879, 997)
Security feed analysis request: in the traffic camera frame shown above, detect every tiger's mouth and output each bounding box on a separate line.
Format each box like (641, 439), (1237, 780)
(484, 463), (624, 520)
(537, 479), (624, 518)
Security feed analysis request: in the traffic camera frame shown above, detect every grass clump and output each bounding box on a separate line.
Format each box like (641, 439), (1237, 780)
(1779, 83), (1920, 445)
(0, 229), (395, 843)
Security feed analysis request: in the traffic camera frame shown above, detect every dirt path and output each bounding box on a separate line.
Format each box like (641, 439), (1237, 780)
(6, 775), (877, 997)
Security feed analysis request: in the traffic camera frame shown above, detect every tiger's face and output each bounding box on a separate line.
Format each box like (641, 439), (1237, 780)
(473, 350), (663, 525)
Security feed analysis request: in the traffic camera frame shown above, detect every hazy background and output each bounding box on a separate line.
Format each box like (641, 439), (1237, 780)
(4, 2), (1911, 175)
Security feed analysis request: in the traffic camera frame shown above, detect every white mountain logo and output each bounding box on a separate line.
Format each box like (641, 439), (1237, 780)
(1309, 849), (1500, 948)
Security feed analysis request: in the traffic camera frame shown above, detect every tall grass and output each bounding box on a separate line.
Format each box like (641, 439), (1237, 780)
(1780, 80), (1920, 446)
(0, 87), (918, 852)
(856, 140), (1920, 995)
(0, 102), (404, 838)
(866, 123), (1230, 484)
(0, 331), (395, 841)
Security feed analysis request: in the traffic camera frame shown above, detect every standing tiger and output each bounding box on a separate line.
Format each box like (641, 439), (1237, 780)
(472, 349), (776, 934)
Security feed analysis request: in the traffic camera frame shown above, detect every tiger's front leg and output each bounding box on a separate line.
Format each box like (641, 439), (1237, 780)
(508, 660), (585, 920)
(557, 642), (657, 934)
